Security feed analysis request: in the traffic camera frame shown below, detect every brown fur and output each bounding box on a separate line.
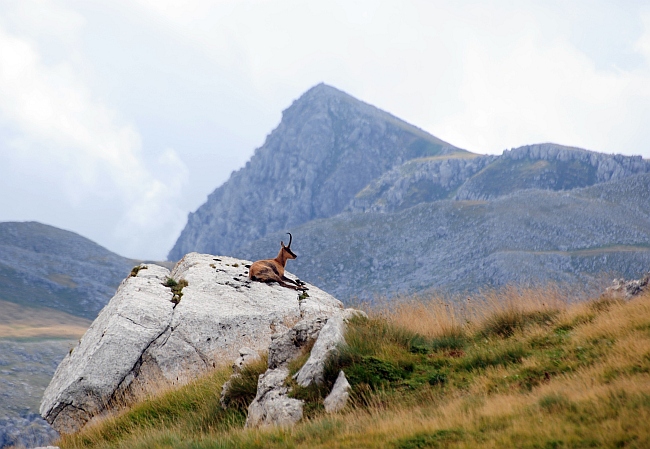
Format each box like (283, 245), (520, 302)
(248, 233), (307, 290)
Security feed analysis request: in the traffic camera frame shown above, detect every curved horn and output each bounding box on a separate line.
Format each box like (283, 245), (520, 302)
(286, 232), (293, 248)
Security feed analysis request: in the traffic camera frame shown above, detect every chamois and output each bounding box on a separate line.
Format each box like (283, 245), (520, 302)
(248, 233), (307, 290)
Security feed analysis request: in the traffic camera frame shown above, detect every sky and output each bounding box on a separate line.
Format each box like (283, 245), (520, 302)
(1, 0), (649, 260)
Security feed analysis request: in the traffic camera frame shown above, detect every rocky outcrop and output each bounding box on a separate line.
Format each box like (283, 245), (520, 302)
(267, 318), (327, 370)
(348, 143), (650, 212)
(295, 309), (366, 387)
(168, 83), (466, 260)
(347, 154), (496, 213)
(243, 309), (362, 427)
(455, 143), (650, 201)
(606, 272), (650, 299)
(40, 253), (343, 434)
(244, 316), (327, 428)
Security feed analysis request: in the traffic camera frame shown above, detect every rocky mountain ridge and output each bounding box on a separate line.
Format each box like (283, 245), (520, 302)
(235, 173), (650, 300)
(168, 83), (467, 260)
(168, 83), (650, 300)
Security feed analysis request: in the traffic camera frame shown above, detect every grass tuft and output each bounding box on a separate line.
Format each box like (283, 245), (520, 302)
(220, 353), (268, 411)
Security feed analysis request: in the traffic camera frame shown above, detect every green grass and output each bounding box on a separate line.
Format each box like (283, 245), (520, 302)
(220, 354), (268, 411)
(57, 289), (650, 449)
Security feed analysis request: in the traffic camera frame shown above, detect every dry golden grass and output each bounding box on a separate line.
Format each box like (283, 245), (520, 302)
(56, 287), (650, 449)
(0, 299), (90, 338)
(374, 285), (568, 339)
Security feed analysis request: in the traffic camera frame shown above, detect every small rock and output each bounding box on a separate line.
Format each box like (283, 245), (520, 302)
(606, 271), (649, 299)
(323, 371), (351, 413)
(245, 367), (303, 428)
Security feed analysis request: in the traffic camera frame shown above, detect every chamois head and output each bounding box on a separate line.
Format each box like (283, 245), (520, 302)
(280, 232), (297, 260)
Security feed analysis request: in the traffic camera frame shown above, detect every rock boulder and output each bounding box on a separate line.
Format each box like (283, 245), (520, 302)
(40, 253), (343, 434)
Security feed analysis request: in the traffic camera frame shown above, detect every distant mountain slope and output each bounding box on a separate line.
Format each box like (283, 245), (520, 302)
(455, 143), (650, 201)
(349, 143), (650, 213)
(0, 222), (135, 319)
(235, 173), (650, 300)
(168, 83), (468, 260)
(169, 83), (649, 300)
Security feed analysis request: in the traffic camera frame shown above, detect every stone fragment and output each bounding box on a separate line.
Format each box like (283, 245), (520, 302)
(294, 309), (366, 387)
(607, 272), (650, 299)
(232, 347), (260, 374)
(245, 367), (303, 428)
(268, 317), (327, 369)
(323, 371), (351, 413)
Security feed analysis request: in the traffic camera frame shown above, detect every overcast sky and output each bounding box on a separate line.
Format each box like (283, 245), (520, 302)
(1, 0), (649, 260)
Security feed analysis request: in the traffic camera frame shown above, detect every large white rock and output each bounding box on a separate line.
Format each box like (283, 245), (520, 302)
(40, 253), (342, 434)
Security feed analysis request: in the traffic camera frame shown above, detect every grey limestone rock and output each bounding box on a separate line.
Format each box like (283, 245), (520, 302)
(606, 272), (650, 299)
(267, 317), (327, 369)
(232, 347), (260, 374)
(323, 371), (351, 413)
(245, 367), (303, 428)
(40, 253), (343, 434)
(294, 309), (366, 387)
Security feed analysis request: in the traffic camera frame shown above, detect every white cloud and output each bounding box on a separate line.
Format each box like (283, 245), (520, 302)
(0, 17), (188, 259)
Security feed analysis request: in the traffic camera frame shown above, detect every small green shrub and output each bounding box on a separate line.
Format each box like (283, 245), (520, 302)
(427, 371), (447, 386)
(130, 265), (147, 277)
(393, 429), (465, 449)
(459, 344), (528, 371)
(342, 355), (409, 388)
(481, 309), (557, 338)
(430, 332), (467, 352)
(163, 277), (189, 305)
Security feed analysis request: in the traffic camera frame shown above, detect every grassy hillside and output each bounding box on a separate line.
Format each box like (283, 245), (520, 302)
(0, 300), (90, 419)
(0, 222), (135, 319)
(0, 300), (91, 339)
(54, 286), (650, 449)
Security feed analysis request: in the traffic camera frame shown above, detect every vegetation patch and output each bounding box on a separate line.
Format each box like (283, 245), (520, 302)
(163, 277), (189, 305)
(393, 429), (466, 449)
(130, 265), (147, 277)
(220, 354), (268, 411)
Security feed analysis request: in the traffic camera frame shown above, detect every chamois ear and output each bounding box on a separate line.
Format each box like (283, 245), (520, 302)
(280, 241), (285, 248)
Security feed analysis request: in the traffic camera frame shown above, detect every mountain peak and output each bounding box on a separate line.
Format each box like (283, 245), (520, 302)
(168, 85), (465, 260)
